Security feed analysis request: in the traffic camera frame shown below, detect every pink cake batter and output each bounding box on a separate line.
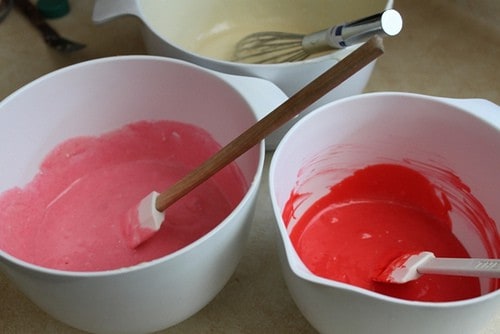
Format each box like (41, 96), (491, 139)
(0, 121), (247, 272)
(283, 163), (500, 302)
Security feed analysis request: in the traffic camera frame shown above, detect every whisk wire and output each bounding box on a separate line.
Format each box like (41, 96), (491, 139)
(233, 32), (308, 64)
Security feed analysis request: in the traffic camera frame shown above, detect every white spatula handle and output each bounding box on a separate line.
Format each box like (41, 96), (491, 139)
(419, 257), (500, 278)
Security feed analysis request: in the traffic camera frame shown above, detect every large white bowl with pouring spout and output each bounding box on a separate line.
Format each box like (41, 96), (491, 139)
(0, 56), (286, 333)
(269, 92), (500, 334)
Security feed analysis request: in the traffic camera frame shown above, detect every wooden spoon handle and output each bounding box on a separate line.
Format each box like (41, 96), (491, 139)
(156, 35), (384, 212)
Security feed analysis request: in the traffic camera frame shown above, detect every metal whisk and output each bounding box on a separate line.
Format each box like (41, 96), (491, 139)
(232, 9), (402, 64)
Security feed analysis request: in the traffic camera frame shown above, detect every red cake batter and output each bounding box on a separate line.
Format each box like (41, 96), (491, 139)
(284, 163), (499, 302)
(0, 121), (247, 272)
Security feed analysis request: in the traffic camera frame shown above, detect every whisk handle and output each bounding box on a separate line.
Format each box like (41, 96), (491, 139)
(303, 9), (402, 53)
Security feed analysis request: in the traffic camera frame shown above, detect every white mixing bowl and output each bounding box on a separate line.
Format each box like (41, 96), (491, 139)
(0, 56), (286, 333)
(269, 92), (500, 334)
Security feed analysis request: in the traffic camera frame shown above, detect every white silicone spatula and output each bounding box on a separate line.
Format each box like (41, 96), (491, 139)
(126, 36), (385, 248)
(374, 251), (500, 284)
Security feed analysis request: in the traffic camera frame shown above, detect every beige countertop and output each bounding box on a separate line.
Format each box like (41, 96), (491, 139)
(0, 0), (499, 333)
